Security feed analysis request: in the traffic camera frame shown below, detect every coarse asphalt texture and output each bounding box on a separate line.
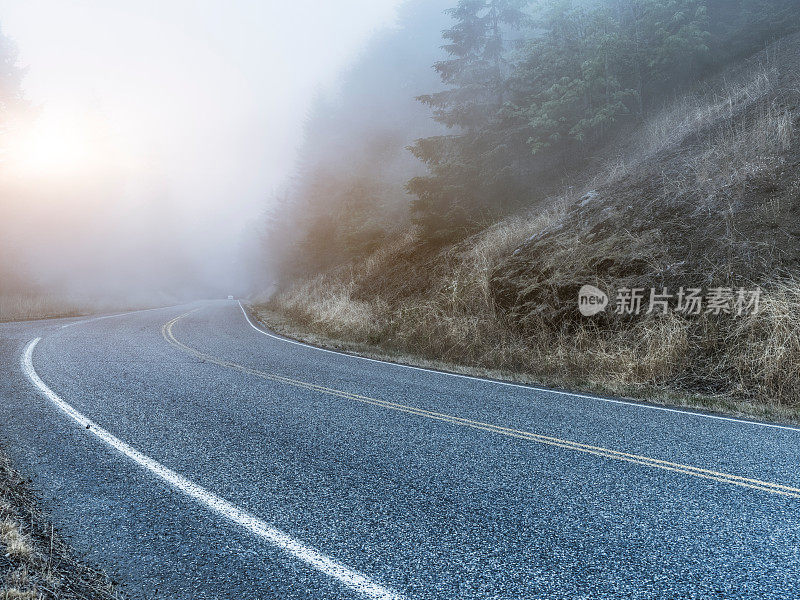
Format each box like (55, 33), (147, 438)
(1, 299), (799, 599)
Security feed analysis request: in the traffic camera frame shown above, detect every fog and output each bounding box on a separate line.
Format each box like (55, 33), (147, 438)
(0, 0), (403, 300)
(260, 0), (452, 283)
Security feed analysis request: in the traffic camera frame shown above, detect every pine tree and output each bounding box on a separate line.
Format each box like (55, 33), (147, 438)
(408, 0), (529, 240)
(513, 0), (709, 155)
(405, 0), (800, 244)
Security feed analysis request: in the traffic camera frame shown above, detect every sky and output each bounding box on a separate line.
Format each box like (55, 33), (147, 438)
(0, 0), (403, 295)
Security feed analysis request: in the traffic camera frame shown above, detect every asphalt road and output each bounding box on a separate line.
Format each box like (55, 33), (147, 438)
(1, 299), (799, 599)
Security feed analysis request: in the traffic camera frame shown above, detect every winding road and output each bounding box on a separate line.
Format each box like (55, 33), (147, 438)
(1, 299), (799, 599)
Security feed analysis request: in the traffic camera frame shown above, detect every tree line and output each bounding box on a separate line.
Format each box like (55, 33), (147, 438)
(0, 25), (29, 289)
(271, 0), (800, 277)
(408, 0), (800, 239)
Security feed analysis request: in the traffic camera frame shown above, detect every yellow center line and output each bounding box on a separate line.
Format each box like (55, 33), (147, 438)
(162, 310), (800, 499)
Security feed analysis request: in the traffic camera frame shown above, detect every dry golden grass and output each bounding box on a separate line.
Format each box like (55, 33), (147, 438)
(637, 62), (777, 158)
(0, 520), (38, 600)
(268, 141), (800, 408)
(678, 98), (796, 197)
(1, 521), (33, 561)
(275, 275), (390, 342)
(271, 194), (572, 361)
(730, 280), (800, 403)
(0, 293), (85, 323)
(264, 38), (800, 415)
(607, 56), (795, 199)
(0, 291), (170, 323)
(267, 272), (800, 411)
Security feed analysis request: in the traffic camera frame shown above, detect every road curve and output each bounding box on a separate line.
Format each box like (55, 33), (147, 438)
(1, 299), (799, 599)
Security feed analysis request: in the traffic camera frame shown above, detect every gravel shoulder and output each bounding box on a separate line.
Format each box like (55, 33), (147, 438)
(0, 446), (125, 600)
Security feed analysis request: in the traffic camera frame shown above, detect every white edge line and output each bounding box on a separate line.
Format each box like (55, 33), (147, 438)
(61, 305), (183, 329)
(238, 301), (800, 433)
(21, 337), (404, 600)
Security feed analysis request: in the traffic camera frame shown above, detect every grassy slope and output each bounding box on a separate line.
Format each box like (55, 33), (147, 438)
(259, 33), (800, 422)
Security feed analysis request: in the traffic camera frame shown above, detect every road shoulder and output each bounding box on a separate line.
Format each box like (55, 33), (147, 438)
(0, 445), (125, 600)
(248, 303), (800, 427)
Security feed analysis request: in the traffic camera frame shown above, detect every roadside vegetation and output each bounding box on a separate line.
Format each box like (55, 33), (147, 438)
(0, 292), (167, 324)
(0, 449), (124, 600)
(0, 293), (92, 323)
(259, 0), (800, 418)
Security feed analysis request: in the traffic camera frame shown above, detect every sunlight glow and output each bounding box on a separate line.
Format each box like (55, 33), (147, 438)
(12, 109), (99, 179)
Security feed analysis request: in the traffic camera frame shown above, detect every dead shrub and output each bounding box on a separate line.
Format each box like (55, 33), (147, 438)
(729, 280), (800, 404)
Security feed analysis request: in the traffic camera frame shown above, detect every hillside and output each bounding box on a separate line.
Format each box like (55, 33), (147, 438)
(260, 30), (800, 417)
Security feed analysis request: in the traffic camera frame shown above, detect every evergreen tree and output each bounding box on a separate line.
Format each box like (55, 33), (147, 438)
(513, 0), (709, 154)
(408, 0), (529, 240)
(399, 0), (800, 243)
